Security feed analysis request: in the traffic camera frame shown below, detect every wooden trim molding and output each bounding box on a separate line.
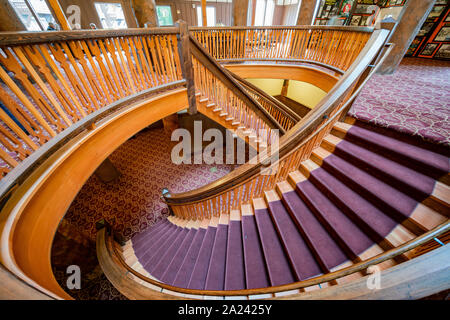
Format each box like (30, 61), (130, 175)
(0, 88), (188, 300)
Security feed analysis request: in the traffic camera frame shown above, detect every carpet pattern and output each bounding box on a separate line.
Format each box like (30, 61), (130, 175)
(64, 128), (234, 242)
(349, 57), (450, 147)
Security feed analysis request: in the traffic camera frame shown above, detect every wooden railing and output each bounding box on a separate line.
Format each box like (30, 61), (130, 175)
(188, 34), (286, 141)
(230, 72), (301, 131)
(98, 219), (450, 299)
(0, 28), (183, 180)
(191, 26), (373, 73)
(164, 29), (389, 220)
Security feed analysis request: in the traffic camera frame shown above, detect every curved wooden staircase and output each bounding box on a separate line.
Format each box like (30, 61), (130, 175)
(117, 120), (449, 296)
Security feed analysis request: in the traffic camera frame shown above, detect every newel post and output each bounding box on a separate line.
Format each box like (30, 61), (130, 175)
(176, 20), (197, 115)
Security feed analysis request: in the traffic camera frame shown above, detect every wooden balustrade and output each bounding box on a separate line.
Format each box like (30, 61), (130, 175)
(191, 26), (373, 73)
(165, 29), (390, 220)
(0, 29), (183, 180)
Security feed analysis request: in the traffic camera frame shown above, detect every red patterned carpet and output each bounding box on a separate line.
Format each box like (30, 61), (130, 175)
(64, 127), (234, 241)
(349, 57), (450, 147)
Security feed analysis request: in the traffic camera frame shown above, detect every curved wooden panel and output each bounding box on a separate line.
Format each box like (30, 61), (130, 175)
(0, 88), (188, 299)
(224, 64), (340, 92)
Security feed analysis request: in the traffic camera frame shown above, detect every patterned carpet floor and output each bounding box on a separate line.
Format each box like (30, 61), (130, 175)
(349, 57), (450, 147)
(52, 127), (234, 299)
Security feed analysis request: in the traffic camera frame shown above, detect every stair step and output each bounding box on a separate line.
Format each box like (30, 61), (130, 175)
(332, 122), (450, 183)
(143, 226), (184, 272)
(132, 219), (166, 244)
(206, 103), (215, 108)
(187, 218), (219, 290)
(205, 215), (229, 290)
(241, 202), (270, 289)
(219, 112), (228, 117)
(322, 135), (441, 204)
(213, 108), (222, 113)
(161, 226), (198, 284)
(252, 199), (295, 286)
(172, 225), (208, 288)
(224, 211), (246, 290)
(295, 164), (415, 260)
(312, 150), (435, 235)
(132, 220), (170, 254)
(137, 223), (178, 265)
(277, 182), (348, 273)
(265, 189), (322, 281)
(152, 228), (190, 278)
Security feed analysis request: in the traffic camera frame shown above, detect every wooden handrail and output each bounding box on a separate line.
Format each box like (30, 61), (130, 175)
(164, 29), (389, 215)
(0, 27), (180, 46)
(229, 71), (301, 127)
(190, 26), (374, 32)
(100, 219), (450, 297)
(189, 35), (286, 134)
(191, 26), (373, 73)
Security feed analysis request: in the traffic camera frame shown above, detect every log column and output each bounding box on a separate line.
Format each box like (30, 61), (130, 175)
(378, 0), (436, 74)
(0, 0), (26, 31)
(296, 0), (319, 26)
(201, 0), (207, 26)
(131, 0), (158, 27)
(232, 0), (249, 26)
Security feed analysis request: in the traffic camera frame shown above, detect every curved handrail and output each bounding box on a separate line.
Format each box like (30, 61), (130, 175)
(99, 219), (450, 297)
(190, 26), (374, 74)
(188, 34), (286, 135)
(164, 29), (389, 214)
(229, 71), (301, 131)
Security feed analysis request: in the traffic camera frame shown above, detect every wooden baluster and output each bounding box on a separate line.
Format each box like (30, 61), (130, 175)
(140, 35), (159, 86)
(147, 36), (164, 84)
(86, 39), (123, 100)
(102, 38), (130, 95)
(113, 38), (136, 94)
(60, 42), (101, 111)
(0, 66), (56, 137)
(120, 37), (142, 91)
(132, 36), (152, 87)
(13, 46), (73, 127)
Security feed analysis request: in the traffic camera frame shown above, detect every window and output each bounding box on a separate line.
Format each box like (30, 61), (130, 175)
(156, 5), (174, 26)
(197, 5), (216, 27)
(253, 0), (275, 26)
(8, 0), (56, 31)
(94, 2), (128, 29)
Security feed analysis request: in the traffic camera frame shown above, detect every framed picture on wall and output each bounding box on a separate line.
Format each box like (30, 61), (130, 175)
(428, 6), (445, 18)
(350, 15), (362, 25)
(360, 16), (369, 26)
(421, 43), (438, 56)
(435, 44), (450, 58)
(418, 22), (435, 36)
(435, 0), (448, 5)
(434, 27), (450, 42)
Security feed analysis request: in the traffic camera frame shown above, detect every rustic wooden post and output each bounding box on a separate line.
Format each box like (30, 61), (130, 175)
(296, 0), (319, 25)
(232, 0), (249, 26)
(46, 0), (71, 30)
(201, 0), (208, 26)
(0, 0), (26, 31)
(177, 20), (197, 115)
(377, 0), (436, 74)
(131, 0), (158, 27)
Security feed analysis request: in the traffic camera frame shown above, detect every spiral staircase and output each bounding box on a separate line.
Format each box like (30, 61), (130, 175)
(0, 24), (448, 300)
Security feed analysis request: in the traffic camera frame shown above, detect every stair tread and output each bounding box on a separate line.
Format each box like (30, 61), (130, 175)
(254, 208), (295, 286)
(172, 228), (207, 288)
(343, 124), (450, 175)
(297, 178), (374, 258)
(137, 223), (177, 264)
(142, 226), (183, 272)
(322, 154), (421, 222)
(281, 190), (348, 272)
(161, 228), (198, 284)
(310, 166), (404, 241)
(152, 228), (190, 278)
(224, 220), (246, 290)
(133, 220), (170, 254)
(241, 215), (270, 289)
(266, 199), (322, 280)
(205, 224), (228, 290)
(330, 139), (436, 199)
(188, 226), (217, 290)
